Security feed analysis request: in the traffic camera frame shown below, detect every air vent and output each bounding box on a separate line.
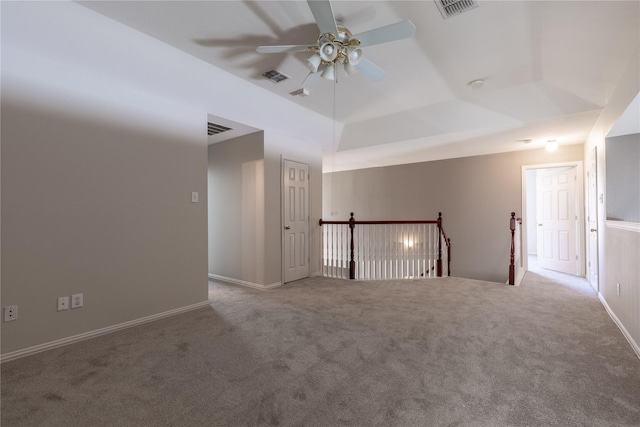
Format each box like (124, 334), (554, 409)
(261, 69), (290, 83)
(435, 0), (478, 19)
(208, 122), (232, 136)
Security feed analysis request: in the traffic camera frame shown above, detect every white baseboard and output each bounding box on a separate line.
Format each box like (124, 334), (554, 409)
(598, 293), (640, 360)
(0, 301), (211, 364)
(515, 269), (526, 286)
(208, 273), (282, 290)
(506, 270), (526, 286)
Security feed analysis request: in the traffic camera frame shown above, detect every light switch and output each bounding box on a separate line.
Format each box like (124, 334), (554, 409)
(191, 192), (199, 203)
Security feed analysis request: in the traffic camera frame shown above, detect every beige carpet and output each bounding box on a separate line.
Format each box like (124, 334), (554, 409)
(2, 273), (639, 426)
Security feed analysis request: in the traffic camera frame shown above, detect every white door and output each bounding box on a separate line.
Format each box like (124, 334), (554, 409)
(283, 160), (310, 283)
(587, 149), (599, 291)
(536, 167), (579, 275)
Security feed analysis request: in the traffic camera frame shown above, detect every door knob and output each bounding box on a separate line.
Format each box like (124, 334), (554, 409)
(285, 226), (291, 230)
(590, 228), (597, 232)
(538, 224), (543, 227)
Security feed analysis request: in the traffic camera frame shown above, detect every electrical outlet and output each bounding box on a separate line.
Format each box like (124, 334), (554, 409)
(57, 296), (69, 311)
(4, 305), (18, 322)
(71, 293), (83, 309)
(617, 283), (620, 296)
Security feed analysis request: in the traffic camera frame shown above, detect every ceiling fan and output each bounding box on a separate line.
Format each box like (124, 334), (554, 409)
(256, 0), (416, 87)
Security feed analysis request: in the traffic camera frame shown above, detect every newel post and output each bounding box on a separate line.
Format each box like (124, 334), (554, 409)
(349, 212), (356, 280)
(437, 212), (443, 277)
(447, 238), (451, 277)
(509, 212), (516, 285)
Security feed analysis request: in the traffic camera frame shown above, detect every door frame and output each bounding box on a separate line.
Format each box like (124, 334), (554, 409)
(281, 157), (311, 283)
(586, 147), (599, 291)
(521, 161), (585, 276)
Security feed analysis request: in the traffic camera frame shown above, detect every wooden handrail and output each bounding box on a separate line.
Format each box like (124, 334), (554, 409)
(438, 214), (451, 276)
(319, 219), (439, 225)
(319, 212), (451, 279)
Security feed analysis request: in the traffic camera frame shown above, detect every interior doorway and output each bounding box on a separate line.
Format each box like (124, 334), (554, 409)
(282, 159), (310, 283)
(522, 162), (585, 276)
(586, 148), (599, 291)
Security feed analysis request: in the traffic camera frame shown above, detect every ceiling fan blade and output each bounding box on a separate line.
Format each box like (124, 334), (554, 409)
(307, 0), (339, 36)
(256, 45), (311, 54)
(356, 58), (387, 82)
(352, 20), (416, 48)
(302, 71), (322, 88)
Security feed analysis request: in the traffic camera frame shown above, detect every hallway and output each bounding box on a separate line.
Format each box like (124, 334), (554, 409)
(527, 255), (594, 296)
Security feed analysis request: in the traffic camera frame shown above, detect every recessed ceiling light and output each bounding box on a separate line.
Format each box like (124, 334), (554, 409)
(468, 79), (484, 89)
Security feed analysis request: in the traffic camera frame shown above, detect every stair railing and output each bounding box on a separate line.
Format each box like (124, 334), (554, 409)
(508, 212), (523, 285)
(319, 212), (451, 280)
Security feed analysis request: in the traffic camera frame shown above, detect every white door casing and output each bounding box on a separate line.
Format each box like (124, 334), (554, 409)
(587, 148), (599, 291)
(283, 159), (310, 283)
(536, 167), (579, 275)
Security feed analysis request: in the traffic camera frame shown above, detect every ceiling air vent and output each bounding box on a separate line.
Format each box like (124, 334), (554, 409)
(207, 122), (232, 136)
(435, 0), (478, 19)
(261, 69), (290, 83)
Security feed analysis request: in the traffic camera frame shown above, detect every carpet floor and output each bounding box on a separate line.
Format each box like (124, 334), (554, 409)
(2, 273), (639, 426)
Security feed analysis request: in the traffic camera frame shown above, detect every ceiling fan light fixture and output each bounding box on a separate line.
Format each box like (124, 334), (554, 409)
(321, 63), (335, 80)
(255, 1), (417, 85)
(344, 61), (358, 76)
(320, 42), (338, 62)
(305, 53), (322, 72)
(346, 47), (363, 65)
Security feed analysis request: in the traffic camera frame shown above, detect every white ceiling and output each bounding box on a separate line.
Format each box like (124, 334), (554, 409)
(79, 1), (640, 171)
(608, 92), (640, 138)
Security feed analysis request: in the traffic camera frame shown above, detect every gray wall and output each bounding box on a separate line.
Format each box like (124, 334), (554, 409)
(0, 0), (333, 356)
(605, 133), (640, 222)
(585, 47), (640, 356)
(208, 132), (265, 284)
(323, 145), (584, 283)
(2, 85), (208, 354)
